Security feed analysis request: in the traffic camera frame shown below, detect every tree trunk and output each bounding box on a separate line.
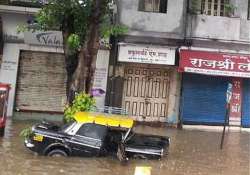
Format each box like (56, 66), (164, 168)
(71, 0), (109, 95)
(71, 47), (87, 93)
(85, 0), (109, 93)
(62, 17), (78, 104)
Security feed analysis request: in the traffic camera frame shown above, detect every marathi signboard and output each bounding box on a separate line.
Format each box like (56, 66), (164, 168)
(179, 50), (250, 78)
(118, 43), (176, 65)
(24, 31), (63, 47)
(229, 78), (242, 125)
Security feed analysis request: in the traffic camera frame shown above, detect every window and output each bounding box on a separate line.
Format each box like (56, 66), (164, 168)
(201, 0), (230, 16)
(76, 123), (108, 140)
(138, 0), (168, 13)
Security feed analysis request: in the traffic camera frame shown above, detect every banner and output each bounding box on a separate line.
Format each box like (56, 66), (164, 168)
(179, 50), (250, 78)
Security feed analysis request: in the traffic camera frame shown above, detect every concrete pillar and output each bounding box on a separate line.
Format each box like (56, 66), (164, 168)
(0, 43), (20, 116)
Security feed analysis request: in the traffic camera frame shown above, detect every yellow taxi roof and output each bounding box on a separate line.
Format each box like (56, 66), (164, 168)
(74, 112), (134, 129)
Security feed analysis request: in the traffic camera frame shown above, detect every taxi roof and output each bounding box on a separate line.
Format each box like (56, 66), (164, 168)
(74, 112), (134, 129)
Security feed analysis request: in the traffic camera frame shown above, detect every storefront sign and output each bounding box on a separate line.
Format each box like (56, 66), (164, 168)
(92, 50), (109, 108)
(179, 50), (250, 78)
(1, 60), (18, 71)
(229, 78), (242, 125)
(3, 34), (24, 43)
(24, 31), (63, 47)
(118, 43), (176, 65)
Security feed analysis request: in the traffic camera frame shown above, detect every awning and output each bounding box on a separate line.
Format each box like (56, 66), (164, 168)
(179, 49), (250, 78)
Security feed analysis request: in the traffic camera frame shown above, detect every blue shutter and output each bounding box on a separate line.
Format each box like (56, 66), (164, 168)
(181, 74), (229, 125)
(242, 79), (250, 128)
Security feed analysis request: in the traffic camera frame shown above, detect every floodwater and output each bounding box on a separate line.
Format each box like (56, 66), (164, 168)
(0, 119), (249, 175)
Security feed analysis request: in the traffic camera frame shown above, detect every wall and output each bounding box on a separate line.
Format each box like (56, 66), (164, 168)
(167, 68), (181, 124)
(188, 1), (250, 42)
(1, 13), (27, 42)
(0, 43), (19, 116)
(118, 0), (185, 39)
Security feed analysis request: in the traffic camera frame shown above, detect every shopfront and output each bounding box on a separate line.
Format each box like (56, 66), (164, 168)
(179, 49), (250, 127)
(117, 43), (180, 122)
(0, 12), (110, 116)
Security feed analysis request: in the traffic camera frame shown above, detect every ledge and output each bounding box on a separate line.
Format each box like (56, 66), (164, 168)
(0, 5), (40, 14)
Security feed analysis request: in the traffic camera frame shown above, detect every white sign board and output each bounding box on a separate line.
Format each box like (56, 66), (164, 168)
(118, 43), (176, 65)
(24, 31), (63, 47)
(92, 50), (110, 108)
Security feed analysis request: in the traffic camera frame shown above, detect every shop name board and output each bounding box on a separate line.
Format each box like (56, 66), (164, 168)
(24, 31), (63, 47)
(1, 60), (17, 71)
(3, 34), (24, 43)
(179, 50), (250, 78)
(118, 43), (176, 65)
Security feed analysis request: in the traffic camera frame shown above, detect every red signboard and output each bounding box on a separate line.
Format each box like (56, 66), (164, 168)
(179, 50), (250, 78)
(229, 78), (242, 125)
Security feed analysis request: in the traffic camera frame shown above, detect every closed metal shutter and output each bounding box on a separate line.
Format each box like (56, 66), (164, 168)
(15, 51), (67, 112)
(181, 74), (229, 125)
(242, 79), (250, 128)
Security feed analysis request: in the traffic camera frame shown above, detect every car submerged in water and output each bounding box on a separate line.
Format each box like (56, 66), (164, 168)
(24, 112), (170, 160)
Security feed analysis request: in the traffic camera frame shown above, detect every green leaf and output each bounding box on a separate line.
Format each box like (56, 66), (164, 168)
(67, 34), (81, 50)
(20, 126), (34, 139)
(63, 92), (96, 123)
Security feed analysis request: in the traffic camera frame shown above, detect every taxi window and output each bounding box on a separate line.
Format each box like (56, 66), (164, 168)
(76, 123), (107, 140)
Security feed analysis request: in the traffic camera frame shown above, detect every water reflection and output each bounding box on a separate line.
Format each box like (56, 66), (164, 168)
(0, 119), (249, 175)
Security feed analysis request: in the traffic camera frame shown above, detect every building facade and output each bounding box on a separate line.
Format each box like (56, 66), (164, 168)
(106, 0), (185, 123)
(0, 1), (110, 116)
(106, 0), (250, 127)
(0, 0), (249, 127)
(179, 0), (250, 127)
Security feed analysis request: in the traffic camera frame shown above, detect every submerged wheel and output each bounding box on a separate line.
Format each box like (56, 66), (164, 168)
(117, 144), (128, 162)
(47, 149), (68, 157)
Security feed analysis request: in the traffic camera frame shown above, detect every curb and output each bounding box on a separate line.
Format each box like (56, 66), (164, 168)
(183, 125), (250, 133)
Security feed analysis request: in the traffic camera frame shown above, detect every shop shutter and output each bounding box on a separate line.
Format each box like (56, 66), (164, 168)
(15, 51), (67, 112)
(181, 74), (229, 125)
(242, 79), (250, 128)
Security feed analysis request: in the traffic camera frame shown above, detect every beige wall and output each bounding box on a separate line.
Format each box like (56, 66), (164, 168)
(118, 0), (186, 39)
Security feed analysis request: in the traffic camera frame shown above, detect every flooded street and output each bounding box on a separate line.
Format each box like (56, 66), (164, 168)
(0, 119), (249, 175)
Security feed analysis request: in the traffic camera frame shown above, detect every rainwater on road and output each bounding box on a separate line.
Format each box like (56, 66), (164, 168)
(0, 119), (249, 175)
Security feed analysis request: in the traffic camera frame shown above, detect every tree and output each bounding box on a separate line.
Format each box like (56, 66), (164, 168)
(25, 0), (126, 103)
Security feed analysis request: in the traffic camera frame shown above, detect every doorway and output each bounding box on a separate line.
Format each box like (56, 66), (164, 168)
(122, 64), (171, 121)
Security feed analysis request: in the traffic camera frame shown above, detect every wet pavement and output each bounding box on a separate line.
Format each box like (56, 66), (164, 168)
(0, 119), (249, 175)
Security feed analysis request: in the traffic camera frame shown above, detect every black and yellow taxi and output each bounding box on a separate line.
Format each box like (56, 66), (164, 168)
(24, 112), (170, 159)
